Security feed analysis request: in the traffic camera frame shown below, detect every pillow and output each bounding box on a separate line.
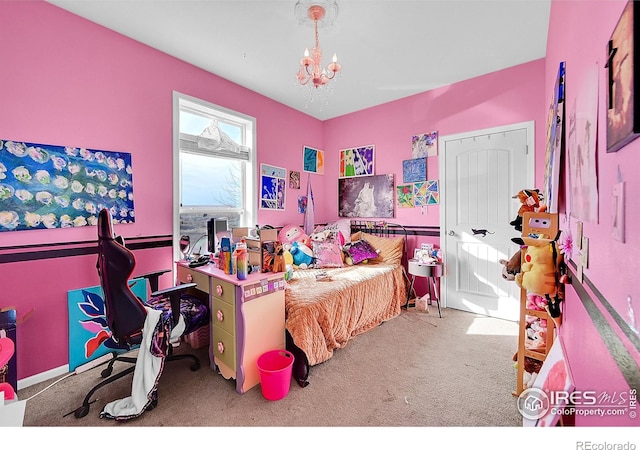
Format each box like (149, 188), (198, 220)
(346, 239), (379, 265)
(312, 241), (344, 268)
(357, 232), (404, 266)
(314, 219), (351, 244)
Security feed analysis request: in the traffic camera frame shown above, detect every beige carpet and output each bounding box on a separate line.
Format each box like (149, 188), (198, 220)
(17, 307), (523, 428)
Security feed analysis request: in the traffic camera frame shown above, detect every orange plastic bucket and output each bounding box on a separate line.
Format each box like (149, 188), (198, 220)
(257, 350), (294, 401)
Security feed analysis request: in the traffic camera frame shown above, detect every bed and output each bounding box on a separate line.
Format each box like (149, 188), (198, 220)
(284, 220), (409, 387)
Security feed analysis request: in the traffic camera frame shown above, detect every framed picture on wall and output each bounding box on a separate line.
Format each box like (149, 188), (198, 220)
(339, 145), (375, 178)
(302, 145), (324, 174)
(338, 174), (395, 218)
(606, 0), (640, 152)
(260, 163), (286, 210)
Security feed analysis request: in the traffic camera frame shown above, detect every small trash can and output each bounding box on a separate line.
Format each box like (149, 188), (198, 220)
(257, 349), (295, 401)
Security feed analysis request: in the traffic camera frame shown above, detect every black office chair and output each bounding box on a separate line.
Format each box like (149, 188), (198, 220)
(72, 208), (209, 419)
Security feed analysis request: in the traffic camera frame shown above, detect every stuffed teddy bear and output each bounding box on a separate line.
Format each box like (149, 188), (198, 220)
(512, 233), (564, 317)
(510, 189), (547, 232)
(289, 241), (314, 269)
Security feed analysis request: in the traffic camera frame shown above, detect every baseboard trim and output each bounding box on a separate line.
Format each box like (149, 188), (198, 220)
(18, 364), (69, 391)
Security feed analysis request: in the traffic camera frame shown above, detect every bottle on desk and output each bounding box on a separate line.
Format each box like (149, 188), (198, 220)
(220, 237), (232, 275)
(235, 239), (248, 280)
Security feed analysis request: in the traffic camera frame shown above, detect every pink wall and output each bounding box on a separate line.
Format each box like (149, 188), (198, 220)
(323, 60), (545, 292)
(0, 1), (322, 380)
(4, 2), (636, 428)
(545, 0), (640, 426)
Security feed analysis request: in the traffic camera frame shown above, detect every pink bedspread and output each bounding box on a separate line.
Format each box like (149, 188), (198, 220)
(284, 262), (405, 366)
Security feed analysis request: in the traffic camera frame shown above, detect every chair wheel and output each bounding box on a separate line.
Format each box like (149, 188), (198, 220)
(74, 405), (90, 418)
(190, 361), (201, 371)
(101, 367), (113, 378)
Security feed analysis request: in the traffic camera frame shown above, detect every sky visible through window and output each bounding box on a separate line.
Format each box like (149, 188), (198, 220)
(180, 110), (243, 207)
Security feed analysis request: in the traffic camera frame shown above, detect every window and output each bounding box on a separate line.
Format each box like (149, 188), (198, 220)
(172, 92), (256, 259)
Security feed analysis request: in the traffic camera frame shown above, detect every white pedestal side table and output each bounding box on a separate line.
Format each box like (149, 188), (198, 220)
(407, 259), (443, 317)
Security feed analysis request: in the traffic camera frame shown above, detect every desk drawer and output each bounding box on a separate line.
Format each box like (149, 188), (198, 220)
(177, 266), (210, 294)
(212, 297), (235, 336)
(211, 278), (235, 305)
(213, 326), (236, 371)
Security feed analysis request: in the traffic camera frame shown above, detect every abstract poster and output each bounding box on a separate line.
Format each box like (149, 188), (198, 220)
(302, 146), (324, 175)
(289, 170), (301, 189)
(411, 131), (438, 158)
(67, 279), (147, 372)
(260, 164), (286, 210)
(425, 180), (440, 205)
(298, 196), (307, 213)
(0, 139), (135, 232)
(338, 174), (395, 218)
(402, 158), (427, 183)
(339, 145), (375, 178)
(413, 182), (428, 206)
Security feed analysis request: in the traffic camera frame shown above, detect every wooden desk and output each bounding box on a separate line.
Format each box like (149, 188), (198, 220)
(176, 261), (286, 394)
(407, 259), (443, 317)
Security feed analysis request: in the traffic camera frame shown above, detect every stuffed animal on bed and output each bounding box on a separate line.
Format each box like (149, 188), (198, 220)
(289, 241), (314, 269)
(278, 224), (311, 248)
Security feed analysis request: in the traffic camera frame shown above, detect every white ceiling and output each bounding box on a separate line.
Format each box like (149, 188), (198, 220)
(46, 0), (551, 121)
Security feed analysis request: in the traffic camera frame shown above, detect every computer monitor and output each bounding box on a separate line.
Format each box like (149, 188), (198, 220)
(207, 218), (228, 255)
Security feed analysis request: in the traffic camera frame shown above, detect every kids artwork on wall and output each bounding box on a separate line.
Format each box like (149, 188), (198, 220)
(260, 163), (286, 210)
(402, 157), (427, 183)
(338, 174), (395, 218)
(0, 139), (135, 232)
(414, 180), (440, 206)
(567, 63), (599, 223)
(339, 145), (375, 178)
(289, 170), (301, 189)
(411, 131), (438, 158)
(396, 184), (414, 208)
(302, 145), (324, 175)
(67, 279), (147, 371)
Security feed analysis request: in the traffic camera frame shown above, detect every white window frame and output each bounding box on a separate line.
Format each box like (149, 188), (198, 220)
(172, 91), (257, 261)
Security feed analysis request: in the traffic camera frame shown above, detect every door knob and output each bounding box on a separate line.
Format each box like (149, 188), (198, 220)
(448, 230), (455, 236)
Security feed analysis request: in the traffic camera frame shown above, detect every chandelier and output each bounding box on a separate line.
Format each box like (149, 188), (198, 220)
(295, 1), (341, 91)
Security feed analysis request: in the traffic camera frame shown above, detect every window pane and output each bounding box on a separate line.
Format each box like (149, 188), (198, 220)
(179, 110), (211, 135)
(181, 153), (242, 208)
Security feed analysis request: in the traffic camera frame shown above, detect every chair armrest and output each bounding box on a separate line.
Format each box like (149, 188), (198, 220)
(151, 283), (197, 327)
(138, 269), (172, 292)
